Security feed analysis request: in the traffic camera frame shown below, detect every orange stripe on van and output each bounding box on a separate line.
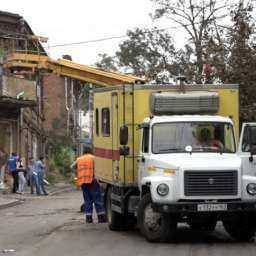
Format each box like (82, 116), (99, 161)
(94, 147), (120, 161)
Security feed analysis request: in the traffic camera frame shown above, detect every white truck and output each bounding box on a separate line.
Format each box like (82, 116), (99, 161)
(93, 84), (256, 242)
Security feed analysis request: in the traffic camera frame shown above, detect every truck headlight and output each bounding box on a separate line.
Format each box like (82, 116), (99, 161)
(157, 183), (169, 196)
(247, 183), (256, 195)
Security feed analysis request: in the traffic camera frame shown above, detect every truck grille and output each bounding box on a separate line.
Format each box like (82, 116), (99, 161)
(184, 171), (238, 196)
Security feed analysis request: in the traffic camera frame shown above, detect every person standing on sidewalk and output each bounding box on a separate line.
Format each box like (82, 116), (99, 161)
(35, 156), (48, 196)
(27, 157), (40, 195)
(16, 158), (26, 194)
(71, 145), (106, 224)
(7, 152), (19, 193)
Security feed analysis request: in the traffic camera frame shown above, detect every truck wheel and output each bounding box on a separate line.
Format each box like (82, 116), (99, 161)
(137, 193), (177, 242)
(223, 217), (255, 241)
(106, 188), (124, 231)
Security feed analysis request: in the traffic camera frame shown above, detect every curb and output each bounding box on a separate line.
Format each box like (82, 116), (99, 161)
(0, 200), (22, 210)
(48, 186), (74, 196)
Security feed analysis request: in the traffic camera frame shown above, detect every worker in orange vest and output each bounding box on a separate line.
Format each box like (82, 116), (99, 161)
(72, 145), (106, 223)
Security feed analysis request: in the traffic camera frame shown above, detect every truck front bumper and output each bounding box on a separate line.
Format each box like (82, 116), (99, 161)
(152, 200), (256, 213)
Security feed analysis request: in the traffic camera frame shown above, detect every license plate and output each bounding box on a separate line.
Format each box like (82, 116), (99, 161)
(197, 203), (227, 212)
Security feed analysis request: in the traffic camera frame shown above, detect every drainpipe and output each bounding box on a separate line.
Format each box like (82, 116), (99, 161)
(65, 77), (70, 135)
(18, 108), (24, 156)
(88, 84), (93, 141)
(78, 89), (83, 155)
(71, 79), (76, 139)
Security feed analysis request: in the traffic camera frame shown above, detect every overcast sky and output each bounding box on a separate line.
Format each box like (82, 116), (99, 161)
(1, 0), (165, 65)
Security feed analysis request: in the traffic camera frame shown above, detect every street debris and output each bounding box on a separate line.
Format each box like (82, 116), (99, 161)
(2, 249), (16, 253)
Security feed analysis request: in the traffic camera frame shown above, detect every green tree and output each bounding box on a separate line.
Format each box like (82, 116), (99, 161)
(116, 28), (175, 79)
(96, 28), (176, 80)
(226, 1), (256, 122)
(95, 53), (118, 71)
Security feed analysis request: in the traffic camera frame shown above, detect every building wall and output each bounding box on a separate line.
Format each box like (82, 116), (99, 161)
(43, 73), (83, 154)
(0, 11), (45, 164)
(43, 74), (67, 134)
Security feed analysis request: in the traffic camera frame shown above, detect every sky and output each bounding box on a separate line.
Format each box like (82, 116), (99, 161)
(1, 0), (164, 65)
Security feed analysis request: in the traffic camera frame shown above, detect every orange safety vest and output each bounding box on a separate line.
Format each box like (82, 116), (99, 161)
(76, 154), (94, 187)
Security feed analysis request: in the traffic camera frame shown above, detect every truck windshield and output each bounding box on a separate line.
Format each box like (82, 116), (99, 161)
(152, 122), (236, 154)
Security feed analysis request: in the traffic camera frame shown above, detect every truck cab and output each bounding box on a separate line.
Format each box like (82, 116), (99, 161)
(137, 116), (256, 242)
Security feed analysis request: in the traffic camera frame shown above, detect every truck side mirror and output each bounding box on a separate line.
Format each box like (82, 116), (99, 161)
(120, 125), (128, 145)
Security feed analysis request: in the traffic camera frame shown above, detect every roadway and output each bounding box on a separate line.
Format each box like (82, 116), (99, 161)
(0, 190), (255, 256)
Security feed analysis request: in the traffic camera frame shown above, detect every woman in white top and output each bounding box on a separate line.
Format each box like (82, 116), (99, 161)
(17, 158), (26, 194)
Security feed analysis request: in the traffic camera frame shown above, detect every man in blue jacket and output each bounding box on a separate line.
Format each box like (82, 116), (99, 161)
(35, 156), (48, 195)
(7, 153), (19, 193)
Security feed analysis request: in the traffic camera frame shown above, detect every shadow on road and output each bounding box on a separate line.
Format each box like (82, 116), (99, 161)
(122, 225), (256, 245)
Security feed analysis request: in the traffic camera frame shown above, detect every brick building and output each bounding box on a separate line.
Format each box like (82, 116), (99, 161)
(43, 73), (84, 153)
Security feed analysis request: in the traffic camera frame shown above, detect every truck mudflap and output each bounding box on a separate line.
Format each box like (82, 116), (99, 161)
(152, 201), (256, 213)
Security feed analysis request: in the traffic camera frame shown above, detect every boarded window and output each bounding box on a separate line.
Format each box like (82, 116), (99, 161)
(102, 108), (110, 136)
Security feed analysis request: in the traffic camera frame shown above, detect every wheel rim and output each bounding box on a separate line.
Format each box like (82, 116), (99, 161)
(143, 203), (163, 233)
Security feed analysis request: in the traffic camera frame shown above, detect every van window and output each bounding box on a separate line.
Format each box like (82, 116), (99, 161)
(95, 109), (99, 136)
(142, 127), (149, 153)
(102, 108), (110, 136)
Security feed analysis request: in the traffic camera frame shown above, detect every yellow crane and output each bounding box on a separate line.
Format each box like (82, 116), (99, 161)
(4, 52), (145, 86)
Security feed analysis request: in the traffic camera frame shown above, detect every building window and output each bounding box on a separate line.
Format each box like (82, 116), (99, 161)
(95, 108), (99, 136)
(102, 108), (110, 136)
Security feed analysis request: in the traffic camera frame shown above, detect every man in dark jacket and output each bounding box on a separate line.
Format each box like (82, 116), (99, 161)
(7, 153), (19, 193)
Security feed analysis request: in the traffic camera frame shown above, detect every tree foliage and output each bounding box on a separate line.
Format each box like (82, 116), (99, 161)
(116, 28), (175, 79)
(152, 0), (232, 81)
(96, 28), (176, 80)
(226, 1), (256, 122)
(95, 53), (118, 71)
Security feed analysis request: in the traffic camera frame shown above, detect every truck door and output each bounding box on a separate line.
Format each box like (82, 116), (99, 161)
(138, 125), (150, 187)
(238, 123), (256, 175)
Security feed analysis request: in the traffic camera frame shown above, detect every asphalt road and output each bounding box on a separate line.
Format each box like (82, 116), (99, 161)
(0, 190), (256, 256)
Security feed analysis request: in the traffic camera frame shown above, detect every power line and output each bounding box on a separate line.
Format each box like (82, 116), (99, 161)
(49, 10), (236, 49)
(49, 25), (182, 48)
(47, 27), (201, 48)
(0, 2), (239, 50)
(49, 35), (128, 48)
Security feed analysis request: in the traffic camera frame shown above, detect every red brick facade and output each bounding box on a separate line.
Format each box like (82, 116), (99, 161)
(43, 74), (67, 133)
